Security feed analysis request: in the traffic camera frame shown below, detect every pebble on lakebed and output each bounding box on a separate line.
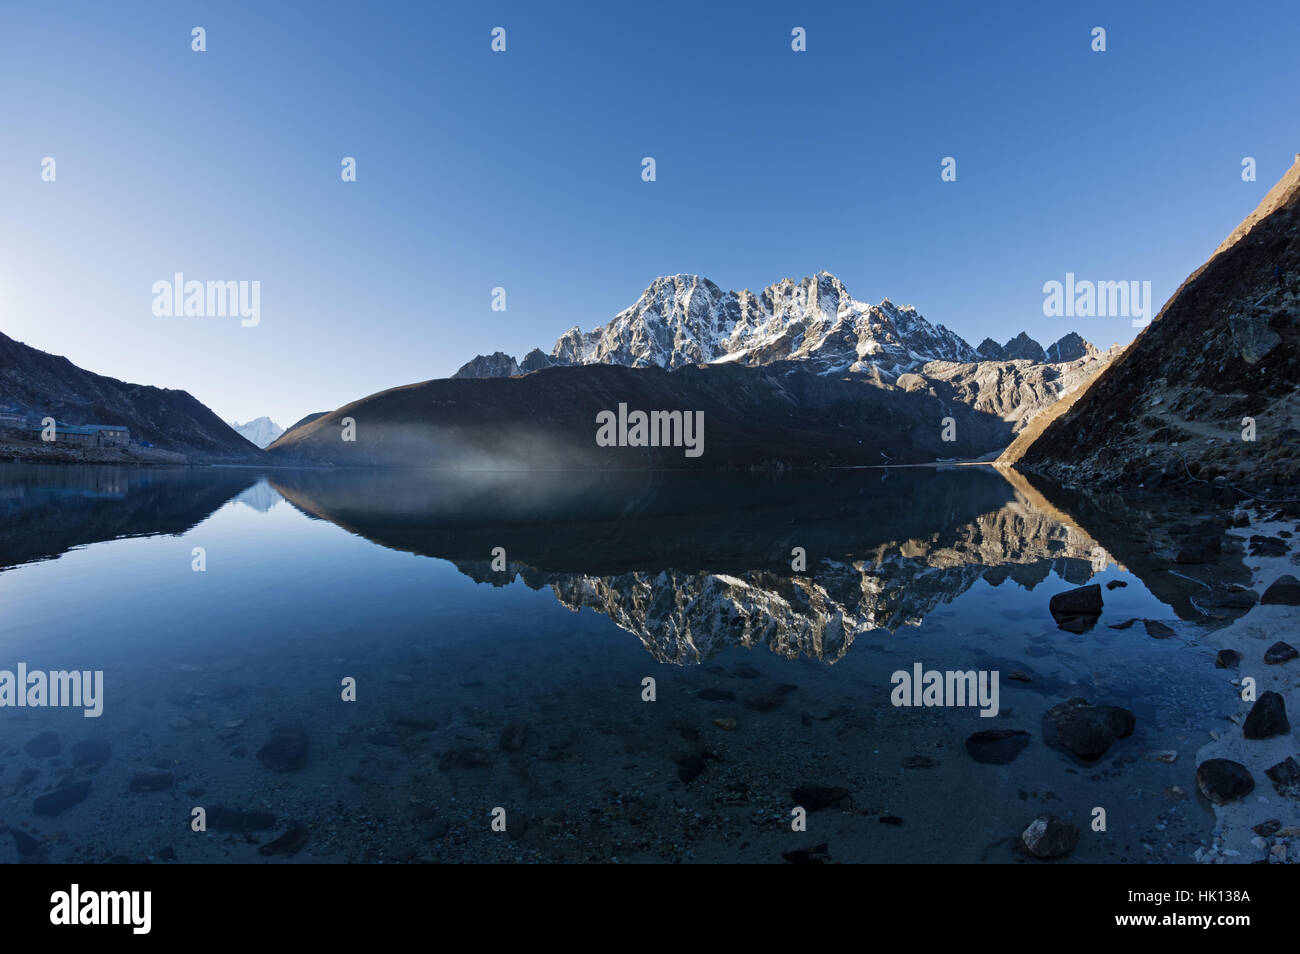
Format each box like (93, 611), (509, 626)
(1020, 815), (1079, 859)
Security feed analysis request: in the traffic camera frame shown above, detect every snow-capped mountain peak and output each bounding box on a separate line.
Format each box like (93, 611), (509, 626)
(468, 271), (980, 380)
(229, 416), (284, 449)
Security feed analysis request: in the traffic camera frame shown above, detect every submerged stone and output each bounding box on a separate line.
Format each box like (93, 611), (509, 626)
(1021, 815), (1079, 859)
(1043, 698), (1135, 761)
(33, 780), (90, 817)
(257, 726), (308, 772)
(128, 770), (174, 793)
(791, 785), (850, 811)
(965, 729), (1031, 765)
(1049, 584), (1103, 629)
(23, 731), (60, 759)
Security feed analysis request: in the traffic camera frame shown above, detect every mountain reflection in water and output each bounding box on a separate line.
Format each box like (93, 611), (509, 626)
(0, 464), (1252, 664)
(0, 462), (1256, 864)
(269, 467), (1123, 664)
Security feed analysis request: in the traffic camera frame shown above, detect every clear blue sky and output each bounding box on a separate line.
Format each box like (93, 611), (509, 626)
(1, 0), (1297, 427)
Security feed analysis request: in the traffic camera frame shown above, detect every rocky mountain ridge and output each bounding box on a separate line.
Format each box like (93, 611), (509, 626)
(453, 271), (1098, 383)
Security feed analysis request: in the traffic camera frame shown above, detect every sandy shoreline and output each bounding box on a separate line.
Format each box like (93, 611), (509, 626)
(1193, 517), (1300, 863)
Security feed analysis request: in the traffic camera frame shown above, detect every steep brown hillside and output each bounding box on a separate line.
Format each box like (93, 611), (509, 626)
(0, 331), (264, 463)
(1005, 159), (1300, 496)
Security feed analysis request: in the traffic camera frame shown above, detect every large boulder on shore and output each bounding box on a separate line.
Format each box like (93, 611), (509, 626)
(1196, 759), (1254, 804)
(1261, 575), (1300, 606)
(1242, 691), (1289, 739)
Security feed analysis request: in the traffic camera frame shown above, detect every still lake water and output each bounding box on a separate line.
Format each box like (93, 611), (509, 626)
(0, 463), (1247, 863)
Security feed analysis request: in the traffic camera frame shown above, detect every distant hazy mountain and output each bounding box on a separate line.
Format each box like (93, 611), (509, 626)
(975, 331), (1094, 365)
(229, 416), (284, 448)
(0, 331), (263, 463)
(453, 271), (1098, 381)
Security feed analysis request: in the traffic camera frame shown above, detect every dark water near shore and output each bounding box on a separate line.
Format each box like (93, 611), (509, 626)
(0, 463), (1252, 863)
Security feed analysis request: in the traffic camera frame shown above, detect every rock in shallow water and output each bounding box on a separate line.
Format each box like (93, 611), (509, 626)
(1021, 815), (1079, 859)
(965, 729), (1031, 764)
(207, 805), (277, 832)
(10, 828), (42, 857)
(676, 755), (705, 784)
(259, 827), (308, 857)
(69, 738), (111, 766)
(1242, 691), (1289, 739)
(744, 693), (783, 713)
(1196, 758), (1254, 804)
(32, 780), (90, 817)
(1049, 584), (1103, 631)
(782, 843), (830, 864)
(128, 770), (174, 793)
(257, 726), (308, 772)
(22, 731), (59, 758)
(791, 785), (850, 811)
(498, 722), (529, 752)
(439, 748), (492, 771)
(698, 688), (735, 702)
(1043, 698), (1135, 761)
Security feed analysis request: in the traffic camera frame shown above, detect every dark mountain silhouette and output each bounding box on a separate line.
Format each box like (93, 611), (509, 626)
(0, 331), (264, 463)
(267, 361), (1015, 469)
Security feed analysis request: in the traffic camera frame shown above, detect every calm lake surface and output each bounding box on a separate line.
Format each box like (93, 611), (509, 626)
(0, 463), (1249, 863)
